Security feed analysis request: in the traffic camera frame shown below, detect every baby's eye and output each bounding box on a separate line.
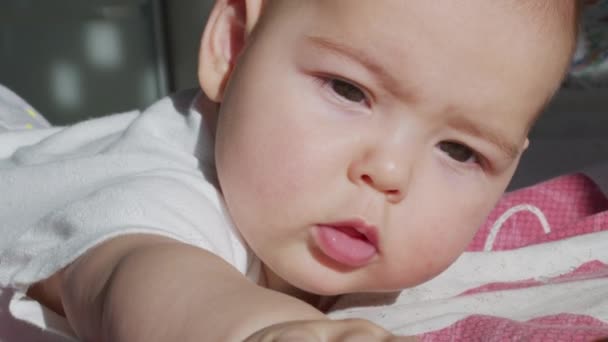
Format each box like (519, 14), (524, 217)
(438, 141), (478, 164)
(329, 79), (366, 103)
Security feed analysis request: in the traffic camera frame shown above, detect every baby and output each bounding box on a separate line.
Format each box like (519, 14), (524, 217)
(0, 0), (580, 341)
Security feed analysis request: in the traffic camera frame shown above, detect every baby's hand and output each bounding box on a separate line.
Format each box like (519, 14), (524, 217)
(245, 318), (417, 342)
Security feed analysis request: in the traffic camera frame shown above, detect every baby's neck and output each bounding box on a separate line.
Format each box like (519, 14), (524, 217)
(260, 264), (335, 311)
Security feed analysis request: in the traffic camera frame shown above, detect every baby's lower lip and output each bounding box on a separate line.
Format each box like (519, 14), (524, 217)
(313, 225), (378, 267)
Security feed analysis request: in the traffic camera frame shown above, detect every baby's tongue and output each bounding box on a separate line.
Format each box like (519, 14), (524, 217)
(315, 225), (377, 267)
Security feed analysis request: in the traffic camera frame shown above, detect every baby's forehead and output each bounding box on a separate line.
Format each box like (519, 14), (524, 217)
(255, 0), (578, 133)
(262, 0), (578, 77)
(265, 0), (578, 31)
(265, 0), (576, 65)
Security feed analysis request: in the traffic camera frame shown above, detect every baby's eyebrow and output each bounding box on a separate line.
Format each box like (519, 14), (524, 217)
(305, 35), (521, 160)
(446, 114), (521, 160)
(304, 35), (418, 103)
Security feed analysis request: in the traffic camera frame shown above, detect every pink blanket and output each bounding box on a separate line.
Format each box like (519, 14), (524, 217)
(329, 171), (608, 341)
(425, 173), (608, 340)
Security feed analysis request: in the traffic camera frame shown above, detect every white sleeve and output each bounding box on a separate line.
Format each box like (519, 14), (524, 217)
(0, 90), (258, 339)
(0, 91), (254, 291)
(2, 168), (246, 290)
(0, 166), (250, 341)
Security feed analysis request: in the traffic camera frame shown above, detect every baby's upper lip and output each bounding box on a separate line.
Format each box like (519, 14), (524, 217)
(319, 219), (380, 249)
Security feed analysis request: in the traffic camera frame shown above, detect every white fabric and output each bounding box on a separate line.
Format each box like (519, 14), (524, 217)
(0, 83), (50, 132)
(0, 89), (260, 339)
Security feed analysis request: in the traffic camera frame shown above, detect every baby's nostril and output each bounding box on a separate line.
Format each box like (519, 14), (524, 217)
(361, 174), (401, 197)
(361, 174), (373, 184)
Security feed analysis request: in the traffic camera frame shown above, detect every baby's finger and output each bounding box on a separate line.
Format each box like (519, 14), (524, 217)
(246, 318), (392, 342)
(383, 335), (419, 342)
(326, 318), (397, 342)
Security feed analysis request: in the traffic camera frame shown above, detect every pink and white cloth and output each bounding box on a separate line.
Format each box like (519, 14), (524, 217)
(329, 170), (608, 341)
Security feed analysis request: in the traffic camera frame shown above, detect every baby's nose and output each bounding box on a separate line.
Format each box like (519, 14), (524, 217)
(349, 149), (410, 204)
(361, 173), (405, 203)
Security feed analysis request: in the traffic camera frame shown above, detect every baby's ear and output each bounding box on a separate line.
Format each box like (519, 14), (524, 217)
(198, 0), (265, 102)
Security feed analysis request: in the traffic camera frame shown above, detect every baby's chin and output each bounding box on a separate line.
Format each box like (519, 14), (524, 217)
(282, 271), (425, 298)
(259, 245), (450, 297)
(290, 262), (453, 298)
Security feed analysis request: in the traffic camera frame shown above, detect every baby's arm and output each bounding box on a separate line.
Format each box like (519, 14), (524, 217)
(31, 234), (403, 341)
(57, 234), (325, 341)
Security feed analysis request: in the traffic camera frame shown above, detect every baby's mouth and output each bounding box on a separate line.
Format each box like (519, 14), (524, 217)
(313, 220), (379, 267)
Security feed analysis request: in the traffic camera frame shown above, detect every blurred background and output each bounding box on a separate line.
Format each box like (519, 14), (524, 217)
(1, 0), (213, 125)
(0, 0), (607, 189)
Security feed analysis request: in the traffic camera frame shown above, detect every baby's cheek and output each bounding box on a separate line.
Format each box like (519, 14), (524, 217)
(419, 240), (461, 276)
(411, 222), (476, 277)
(251, 160), (312, 204)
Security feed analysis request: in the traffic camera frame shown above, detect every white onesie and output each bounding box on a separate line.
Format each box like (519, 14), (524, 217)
(0, 89), (260, 340)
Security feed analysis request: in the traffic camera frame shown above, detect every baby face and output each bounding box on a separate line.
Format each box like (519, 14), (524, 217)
(213, 0), (575, 295)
